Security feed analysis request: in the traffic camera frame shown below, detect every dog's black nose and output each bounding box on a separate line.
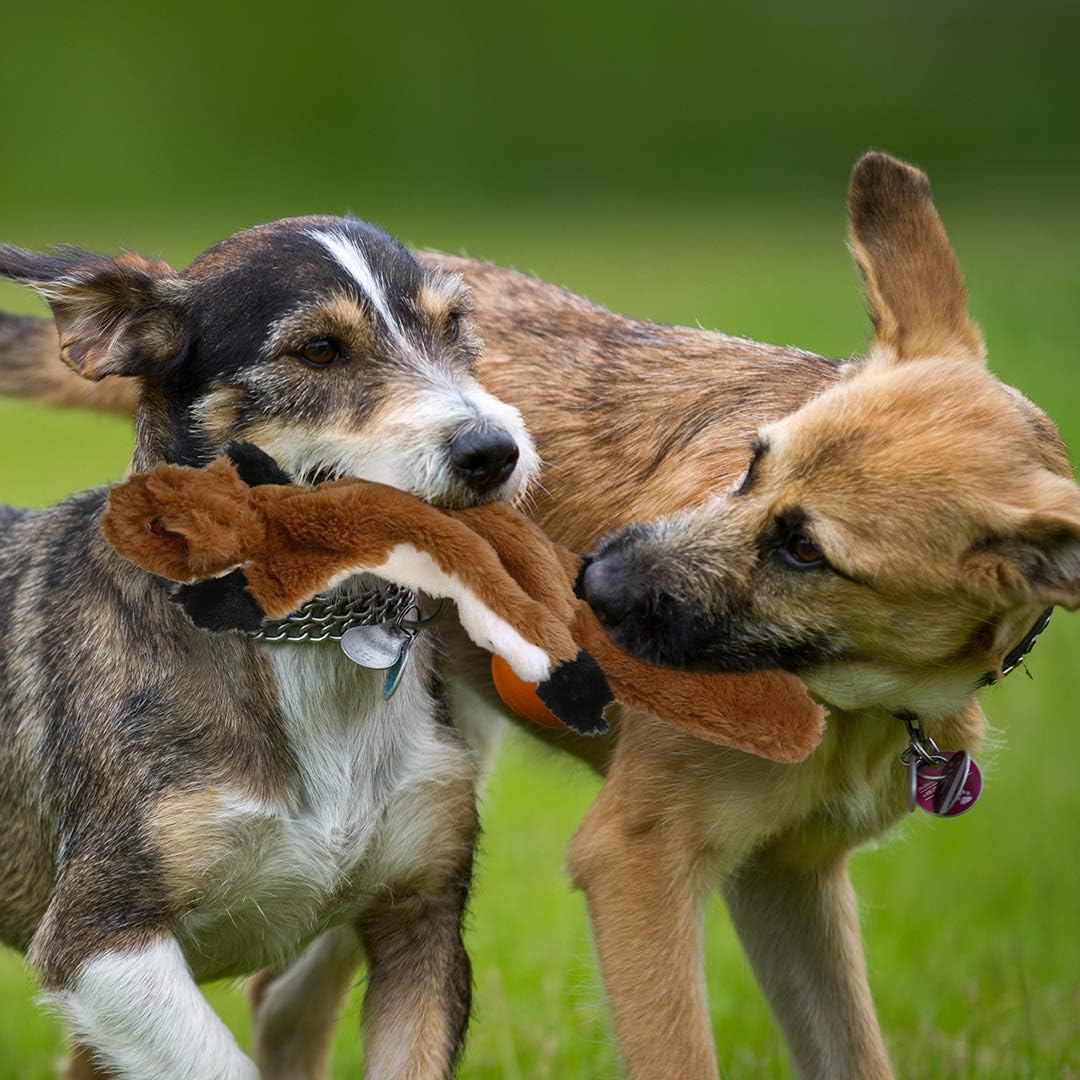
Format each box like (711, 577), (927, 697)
(450, 428), (520, 491)
(583, 556), (634, 628)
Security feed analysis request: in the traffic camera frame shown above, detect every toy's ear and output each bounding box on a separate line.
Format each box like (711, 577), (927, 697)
(0, 244), (189, 381)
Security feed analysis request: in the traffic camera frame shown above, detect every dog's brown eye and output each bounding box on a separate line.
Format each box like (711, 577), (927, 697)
(298, 340), (339, 367)
(783, 532), (825, 568)
(446, 312), (462, 344)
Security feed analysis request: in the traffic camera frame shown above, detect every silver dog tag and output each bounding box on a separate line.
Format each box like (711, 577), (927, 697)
(340, 623), (410, 670)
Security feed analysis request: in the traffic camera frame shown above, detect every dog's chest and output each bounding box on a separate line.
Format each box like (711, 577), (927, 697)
(176, 640), (460, 980)
(697, 713), (914, 866)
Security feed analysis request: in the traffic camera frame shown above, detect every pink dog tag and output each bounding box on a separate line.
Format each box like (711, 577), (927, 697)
(915, 751), (982, 816)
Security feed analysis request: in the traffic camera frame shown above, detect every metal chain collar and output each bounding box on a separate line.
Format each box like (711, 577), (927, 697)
(251, 584), (417, 643)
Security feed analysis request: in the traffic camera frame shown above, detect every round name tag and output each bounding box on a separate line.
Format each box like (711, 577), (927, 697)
(915, 750), (982, 817)
(340, 623), (409, 670)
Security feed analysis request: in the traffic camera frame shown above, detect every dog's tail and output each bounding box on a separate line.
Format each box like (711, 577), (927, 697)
(0, 312), (137, 413)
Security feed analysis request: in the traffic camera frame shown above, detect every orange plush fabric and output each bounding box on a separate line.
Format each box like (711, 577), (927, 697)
(102, 450), (825, 763)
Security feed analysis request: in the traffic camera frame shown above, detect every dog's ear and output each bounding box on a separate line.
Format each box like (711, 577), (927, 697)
(848, 152), (984, 364)
(964, 475), (1080, 610)
(0, 244), (189, 381)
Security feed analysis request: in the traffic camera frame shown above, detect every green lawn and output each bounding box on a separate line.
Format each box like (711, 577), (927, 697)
(0, 200), (1077, 1078)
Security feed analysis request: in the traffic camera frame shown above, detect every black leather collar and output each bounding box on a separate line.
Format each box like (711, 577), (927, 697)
(978, 606), (1053, 688)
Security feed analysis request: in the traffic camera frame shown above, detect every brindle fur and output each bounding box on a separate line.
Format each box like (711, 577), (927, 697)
(0, 215), (541, 1079)
(3, 156), (1078, 1079)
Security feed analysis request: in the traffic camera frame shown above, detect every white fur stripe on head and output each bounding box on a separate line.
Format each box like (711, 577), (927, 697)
(309, 229), (406, 350)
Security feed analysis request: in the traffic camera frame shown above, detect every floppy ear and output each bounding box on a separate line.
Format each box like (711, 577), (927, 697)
(848, 152), (984, 364)
(0, 244), (189, 381)
(965, 476), (1080, 610)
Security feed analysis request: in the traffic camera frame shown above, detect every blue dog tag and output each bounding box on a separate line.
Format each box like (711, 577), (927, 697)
(383, 644), (413, 699)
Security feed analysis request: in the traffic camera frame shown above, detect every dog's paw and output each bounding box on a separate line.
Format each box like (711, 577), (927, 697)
(225, 442), (294, 488)
(173, 570), (267, 633)
(536, 650), (613, 736)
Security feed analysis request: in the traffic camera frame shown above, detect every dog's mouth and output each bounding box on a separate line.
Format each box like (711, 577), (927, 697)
(296, 461), (513, 510)
(582, 546), (843, 674)
(246, 410), (537, 511)
(599, 601), (840, 675)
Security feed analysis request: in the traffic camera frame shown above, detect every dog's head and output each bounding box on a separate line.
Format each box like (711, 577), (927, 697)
(583, 153), (1080, 718)
(0, 216), (537, 507)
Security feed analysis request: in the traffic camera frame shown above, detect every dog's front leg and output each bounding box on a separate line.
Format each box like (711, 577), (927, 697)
(567, 720), (720, 1080)
(356, 884), (473, 1080)
(249, 925), (364, 1080)
(723, 848), (893, 1080)
(45, 936), (257, 1080)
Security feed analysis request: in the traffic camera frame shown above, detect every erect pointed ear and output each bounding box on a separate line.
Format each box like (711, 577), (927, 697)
(964, 474), (1080, 610)
(0, 244), (189, 381)
(848, 152), (984, 364)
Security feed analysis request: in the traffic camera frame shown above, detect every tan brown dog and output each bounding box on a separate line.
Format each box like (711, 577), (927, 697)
(464, 155), (1077, 1079)
(3, 153), (1076, 1079)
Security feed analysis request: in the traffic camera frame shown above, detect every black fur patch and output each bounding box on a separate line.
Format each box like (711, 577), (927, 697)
(572, 556), (591, 600)
(602, 587), (840, 674)
(173, 570), (266, 632)
(224, 441), (293, 487)
(536, 650), (613, 736)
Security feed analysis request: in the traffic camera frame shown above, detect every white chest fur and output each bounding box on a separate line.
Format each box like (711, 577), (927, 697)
(177, 637), (469, 982)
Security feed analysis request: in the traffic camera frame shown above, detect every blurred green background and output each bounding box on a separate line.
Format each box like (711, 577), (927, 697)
(0, 2), (1078, 1077)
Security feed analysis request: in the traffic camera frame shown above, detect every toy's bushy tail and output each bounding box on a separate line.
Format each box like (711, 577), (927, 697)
(0, 312), (137, 412)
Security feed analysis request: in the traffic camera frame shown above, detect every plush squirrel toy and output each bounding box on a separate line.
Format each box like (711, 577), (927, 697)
(101, 444), (825, 763)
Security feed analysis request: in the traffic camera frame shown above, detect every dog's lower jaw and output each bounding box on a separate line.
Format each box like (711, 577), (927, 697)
(799, 659), (990, 722)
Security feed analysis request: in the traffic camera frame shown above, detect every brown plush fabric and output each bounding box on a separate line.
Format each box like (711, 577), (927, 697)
(571, 607), (823, 762)
(103, 458), (825, 763)
(104, 461), (578, 663)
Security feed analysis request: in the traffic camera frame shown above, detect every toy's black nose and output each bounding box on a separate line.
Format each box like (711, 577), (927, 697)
(450, 428), (520, 491)
(583, 556), (634, 628)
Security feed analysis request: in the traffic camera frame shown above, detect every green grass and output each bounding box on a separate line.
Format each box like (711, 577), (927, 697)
(0, 200), (1078, 1078)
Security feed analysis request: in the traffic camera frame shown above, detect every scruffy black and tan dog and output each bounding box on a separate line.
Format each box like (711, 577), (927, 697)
(0, 218), (540, 1079)
(5, 155), (1079, 1079)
